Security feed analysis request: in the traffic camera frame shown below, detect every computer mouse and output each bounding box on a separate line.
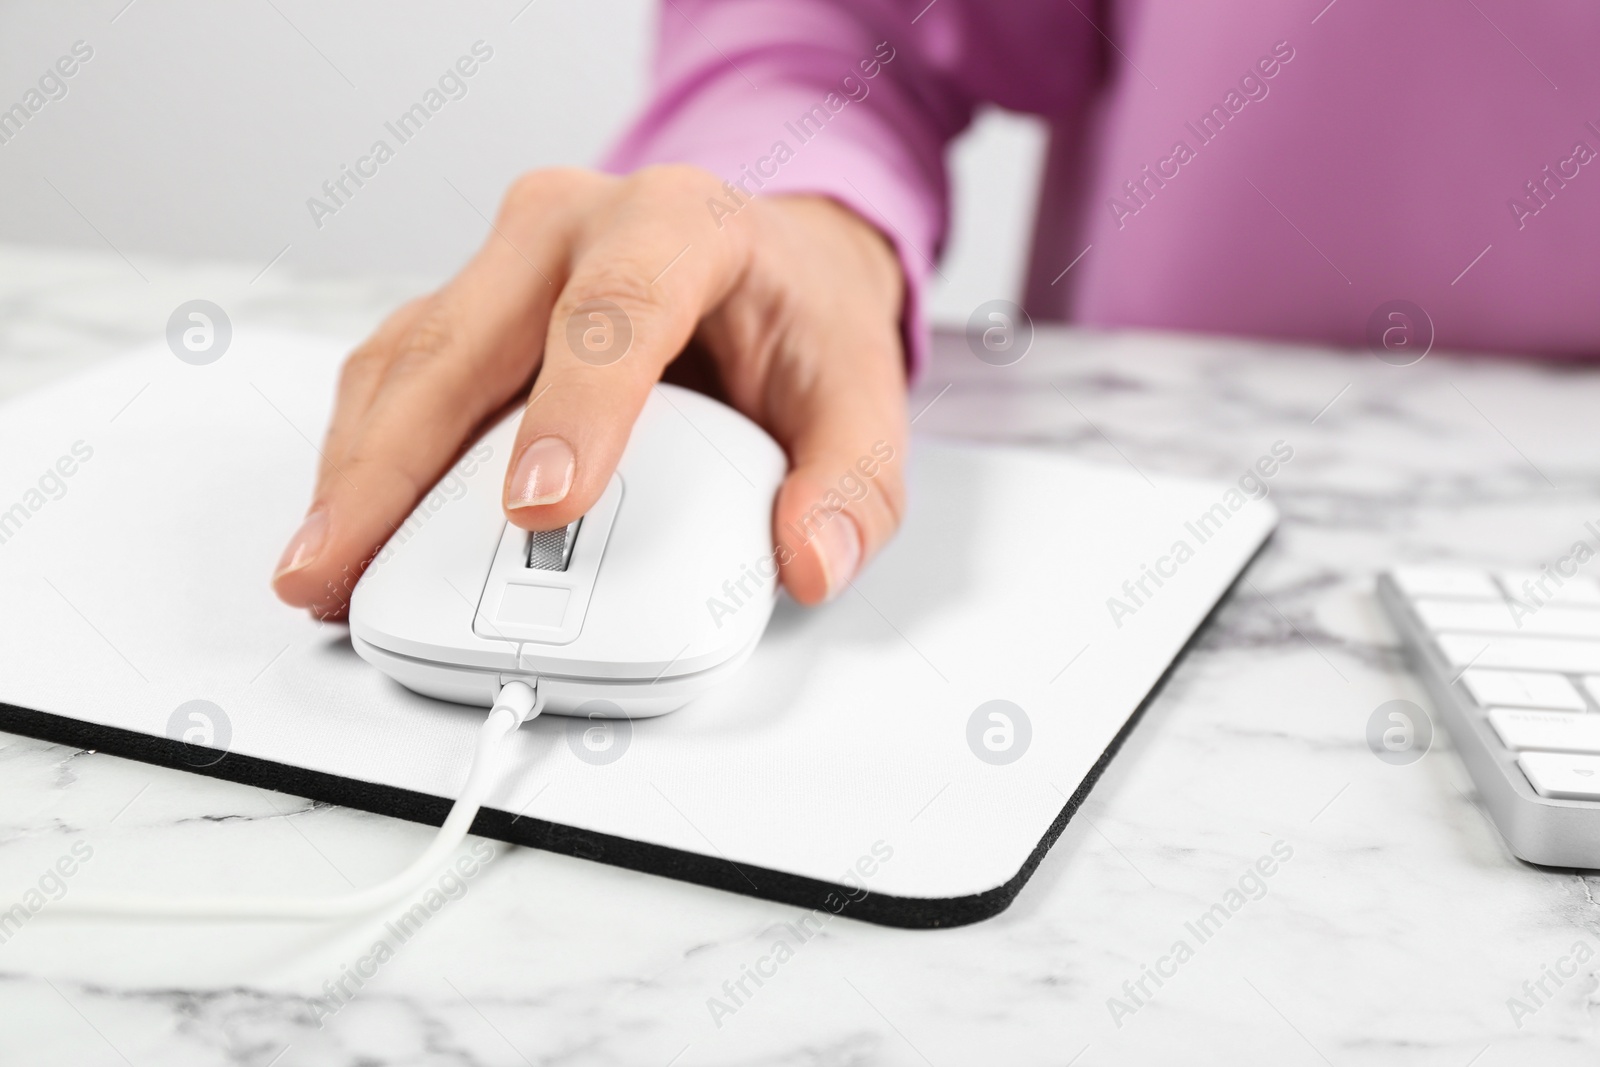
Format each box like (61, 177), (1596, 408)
(349, 383), (788, 718)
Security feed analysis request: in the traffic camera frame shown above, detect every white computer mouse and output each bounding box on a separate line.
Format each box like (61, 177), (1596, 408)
(349, 384), (787, 718)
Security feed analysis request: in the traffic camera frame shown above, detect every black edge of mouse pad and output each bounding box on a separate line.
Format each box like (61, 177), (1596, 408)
(0, 536), (1271, 929)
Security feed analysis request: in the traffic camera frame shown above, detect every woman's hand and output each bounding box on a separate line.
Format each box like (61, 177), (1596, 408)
(271, 165), (909, 620)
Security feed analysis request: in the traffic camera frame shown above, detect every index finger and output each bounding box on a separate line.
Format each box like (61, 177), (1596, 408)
(501, 165), (754, 531)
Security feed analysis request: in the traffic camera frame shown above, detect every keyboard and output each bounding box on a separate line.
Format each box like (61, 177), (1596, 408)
(1379, 566), (1600, 868)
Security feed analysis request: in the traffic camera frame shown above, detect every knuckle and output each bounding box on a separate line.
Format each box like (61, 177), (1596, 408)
(501, 167), (595, 219)
(872, 470), (907, 534)
(627, 162), (722, 203)
(563, 261), (668, 320)
(341, 452), (427, 508)
(338, 339), (388, 391)
(850, 440), (907, 538)
(341, 297), (427, 377)
(394, 296), (460, 367)
(554, 263), (669, 369)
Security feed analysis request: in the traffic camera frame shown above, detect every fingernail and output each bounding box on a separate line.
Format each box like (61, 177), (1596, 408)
(815, 512), (863, 599)
(508, 435), (576, 509)
(275, 510), (329, 580)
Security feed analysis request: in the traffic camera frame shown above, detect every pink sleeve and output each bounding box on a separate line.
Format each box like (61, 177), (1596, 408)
(601, 0), (979, 375)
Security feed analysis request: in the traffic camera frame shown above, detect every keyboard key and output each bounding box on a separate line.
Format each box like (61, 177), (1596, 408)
(1490, 709), (1600, 754)
(1416, 599), (1600, 639)
(1437, 634), (1600, 675)
(1498, 572), (1600, 608)
(1392, 567), (1501, 600)
(1461, 669), (1585, 710)
(1519, 751), (1600, 800)
(1584, 676), (1600, 708)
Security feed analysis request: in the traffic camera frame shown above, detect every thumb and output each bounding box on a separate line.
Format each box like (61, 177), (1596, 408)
(769, 341), (909, 605)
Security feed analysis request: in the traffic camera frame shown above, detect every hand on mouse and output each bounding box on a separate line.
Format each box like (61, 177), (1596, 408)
(272, 166), (909, 621)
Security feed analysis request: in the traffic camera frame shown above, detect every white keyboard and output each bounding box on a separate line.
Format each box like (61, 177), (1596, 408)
(1380, 566), (1600, 867)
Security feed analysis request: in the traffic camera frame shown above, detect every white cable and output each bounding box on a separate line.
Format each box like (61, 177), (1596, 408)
(52, 681), (540, 921)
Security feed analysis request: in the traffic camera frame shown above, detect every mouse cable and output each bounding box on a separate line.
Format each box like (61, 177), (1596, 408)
(50, 680), (542, 921)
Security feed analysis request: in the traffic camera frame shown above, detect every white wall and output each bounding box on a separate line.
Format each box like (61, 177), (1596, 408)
(0, 0), (1043, 324)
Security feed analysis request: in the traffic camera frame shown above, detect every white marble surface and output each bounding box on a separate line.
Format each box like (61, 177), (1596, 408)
(3, 240), (1600, 1065)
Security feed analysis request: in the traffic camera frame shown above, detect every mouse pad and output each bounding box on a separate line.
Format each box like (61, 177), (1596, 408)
(0, 331), (1275, 927)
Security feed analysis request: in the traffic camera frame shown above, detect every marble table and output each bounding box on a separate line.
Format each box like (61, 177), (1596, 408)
(2, 240), (1599, 1066)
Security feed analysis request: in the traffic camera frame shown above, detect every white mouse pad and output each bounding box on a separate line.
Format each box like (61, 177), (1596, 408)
(0, 332), (1275, 926)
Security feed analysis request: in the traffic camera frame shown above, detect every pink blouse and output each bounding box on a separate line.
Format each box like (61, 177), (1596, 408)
(606, 0), (1600, 364)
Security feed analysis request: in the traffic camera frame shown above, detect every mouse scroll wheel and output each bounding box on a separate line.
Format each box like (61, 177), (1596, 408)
(525, 519), (581, 572)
